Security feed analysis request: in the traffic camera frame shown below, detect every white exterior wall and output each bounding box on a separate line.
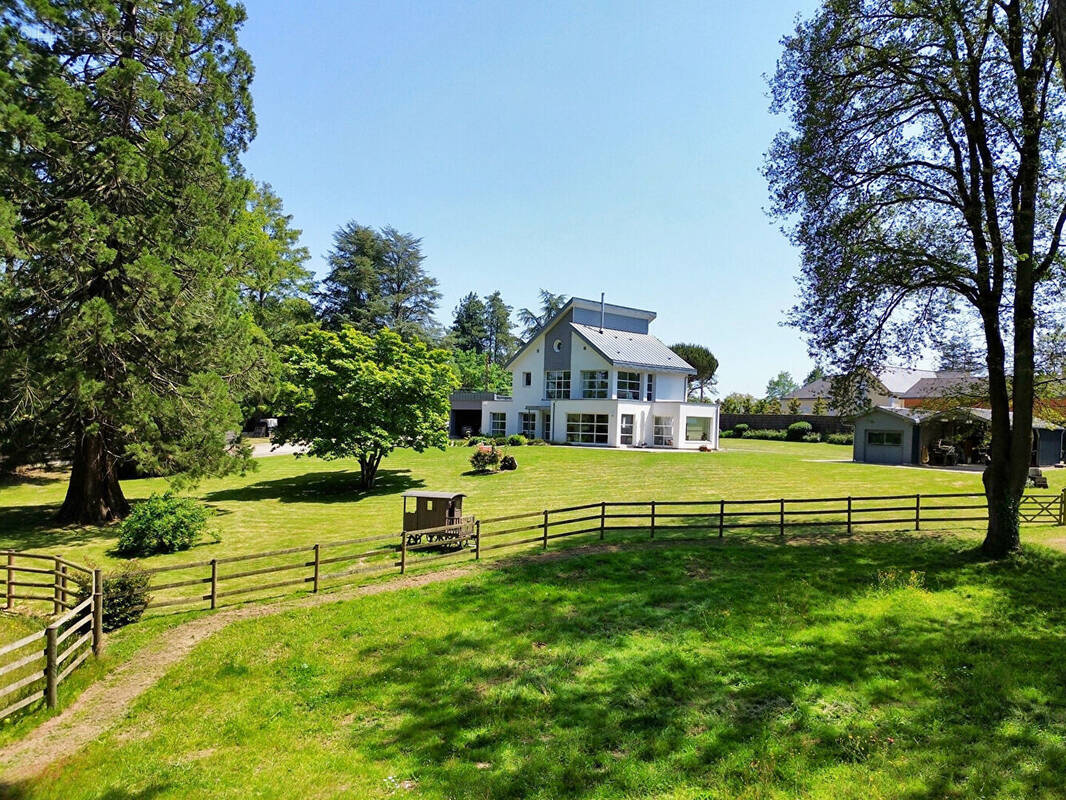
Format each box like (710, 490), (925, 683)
(480, 400), (516, 437)
(569, 340), (612, 399)
(508, 343), (545, 409)
(654, 373), (687, 402)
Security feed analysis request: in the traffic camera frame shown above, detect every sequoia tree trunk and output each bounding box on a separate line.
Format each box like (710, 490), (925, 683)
(57, 428), (130, 524)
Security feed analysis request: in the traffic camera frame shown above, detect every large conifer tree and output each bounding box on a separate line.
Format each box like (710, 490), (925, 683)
(0, 1), (274, 523)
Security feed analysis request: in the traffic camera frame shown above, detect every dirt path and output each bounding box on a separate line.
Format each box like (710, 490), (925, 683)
(0, 565), (476, 784)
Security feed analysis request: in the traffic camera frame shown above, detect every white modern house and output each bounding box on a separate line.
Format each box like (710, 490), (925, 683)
(481, 297), (720, 449)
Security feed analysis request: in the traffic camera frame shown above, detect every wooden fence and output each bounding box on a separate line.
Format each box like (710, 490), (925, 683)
(132, 490), (1066, 613)
(0, 553), (103, 720)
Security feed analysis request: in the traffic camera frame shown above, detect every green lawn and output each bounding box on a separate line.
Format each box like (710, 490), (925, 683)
(2, 440), (1063, 576)
(10, 535), (1066, 799)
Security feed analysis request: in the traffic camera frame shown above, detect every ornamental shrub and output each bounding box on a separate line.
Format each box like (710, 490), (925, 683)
(741, 429), (787, 440)
(507, 434), (528, 446)
(733, 423), (750, 436)
(73, 566), (151, 631)
(115, 492), (213, 557)
(787, 421), (813, 441)
(825, 432), (854, 445)
(802, 432), (822, 443)
(469, 447), (502, 473)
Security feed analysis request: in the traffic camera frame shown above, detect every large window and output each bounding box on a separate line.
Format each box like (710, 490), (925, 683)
(543, 411), (551, 440)
(520, 412), (536, 438)
(646, 374), (655, 401)
(489, 412), (506, 437)
(685, 417), (713, 442)
(653, 416), (673, 446)
(566, 413), (609, 444)
(545, 370), (570, 399)
(620, 414), (635, 445)
(867, 430), (902, 446)
(581, 370), (608, 399)
(617, 371), (641, 400)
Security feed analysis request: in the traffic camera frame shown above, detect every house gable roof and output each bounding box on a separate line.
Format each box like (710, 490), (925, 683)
(570, 323), (696, 374)
(505, 296), (659, 369)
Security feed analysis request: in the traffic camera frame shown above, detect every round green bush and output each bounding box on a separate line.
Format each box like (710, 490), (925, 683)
(825, 432), (854, 445)
(115, 492), (213, 557)
(469, 447), (501, 473)
(787, 421), (813, 441)
(507, 434), (528, 446)
(733, 423), (750, 436)
(73, 566), (151, 631)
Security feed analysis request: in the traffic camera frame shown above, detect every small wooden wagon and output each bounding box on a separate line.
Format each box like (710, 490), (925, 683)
(402, 491), (474, 548)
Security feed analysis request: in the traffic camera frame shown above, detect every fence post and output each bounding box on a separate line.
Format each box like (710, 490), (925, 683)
(400, 533), (407, 575)
(1060, 488), (1065, 526)
(599, 502), (605, 540)
(60, 563), (68, 607)
(718, 499), (725, 538)
(312, 544), (320, 593)
(475, 520), (481, 560)
(91, 568), (103, 657)
(847, 496), (853, 535)
(915, 494), (921, 532)
(53, 556), (62, 614)
(779, 499), (785, 537)
(209, 559), (218, 609)
(5, 551), (13, 611)
(543, 509), (549, 550)
(650, 501), (656, 539)
(45, 625), (57, 708)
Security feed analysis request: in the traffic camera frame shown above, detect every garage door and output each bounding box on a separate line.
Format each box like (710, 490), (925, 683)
(865, 430), (904, 464)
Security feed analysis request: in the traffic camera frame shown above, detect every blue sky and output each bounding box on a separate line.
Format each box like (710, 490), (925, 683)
(239, 0), (821, 396)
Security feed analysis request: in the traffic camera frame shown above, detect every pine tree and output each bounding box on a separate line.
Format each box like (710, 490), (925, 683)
(0, 1), (274, 523)
(484, 291), (516, 364)
(451, 293), (489, 353)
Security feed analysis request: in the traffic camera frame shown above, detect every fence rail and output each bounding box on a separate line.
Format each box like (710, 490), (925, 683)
(0, 553), (102, 721)
(117, 489), (1066, 614)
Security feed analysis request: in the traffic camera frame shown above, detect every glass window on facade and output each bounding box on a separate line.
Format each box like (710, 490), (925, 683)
(620, 413), (635, 445)
(685, 417), (713, 442)
(489, 412), (506, 437)
(520, 412), (536, 438)
(566, 413), (609, 444)
(646, 374), (655, 401)
(617, 371), (641, 400)
(545, 370), (571, 399)
(653, 415), (673, 446)
(581, 370), (609, 399)
(867, 430), (902, 446)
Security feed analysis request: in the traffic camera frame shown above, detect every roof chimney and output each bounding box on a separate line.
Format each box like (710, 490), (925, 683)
(599, 292), (605, 333)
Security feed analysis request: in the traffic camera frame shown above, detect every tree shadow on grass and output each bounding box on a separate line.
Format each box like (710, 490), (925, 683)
(331, 536), (1066, 799)
(0, 504), (118, 553)
(200, 468), (424, 505)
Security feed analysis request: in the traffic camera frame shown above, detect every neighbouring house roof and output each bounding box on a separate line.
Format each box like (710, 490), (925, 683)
(505, 296), (658, 369)
(898, 373), (987, 399)
(570, 323), (696, 374)
(785, 367), (985, 401)
(860, 405), (1061, 430)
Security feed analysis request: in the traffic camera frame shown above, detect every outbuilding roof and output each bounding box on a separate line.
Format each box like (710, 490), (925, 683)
(401, 491), (467, 500)
(570, 323), (696, 374)
(862, 405), (1061, 430)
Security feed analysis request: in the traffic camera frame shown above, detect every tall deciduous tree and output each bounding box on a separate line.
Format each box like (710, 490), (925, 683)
(484, 290), (516, 364)
(449, 349), (512, 393)
(276, 328), (457, 490)
(0, 1), (274, 523)
(767, 0), (1066, 557)
(234, 182), (313, 344)
(765, 371), (798, 402)
(451, 292), (489, 353)
(670, 343), (719, 400)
